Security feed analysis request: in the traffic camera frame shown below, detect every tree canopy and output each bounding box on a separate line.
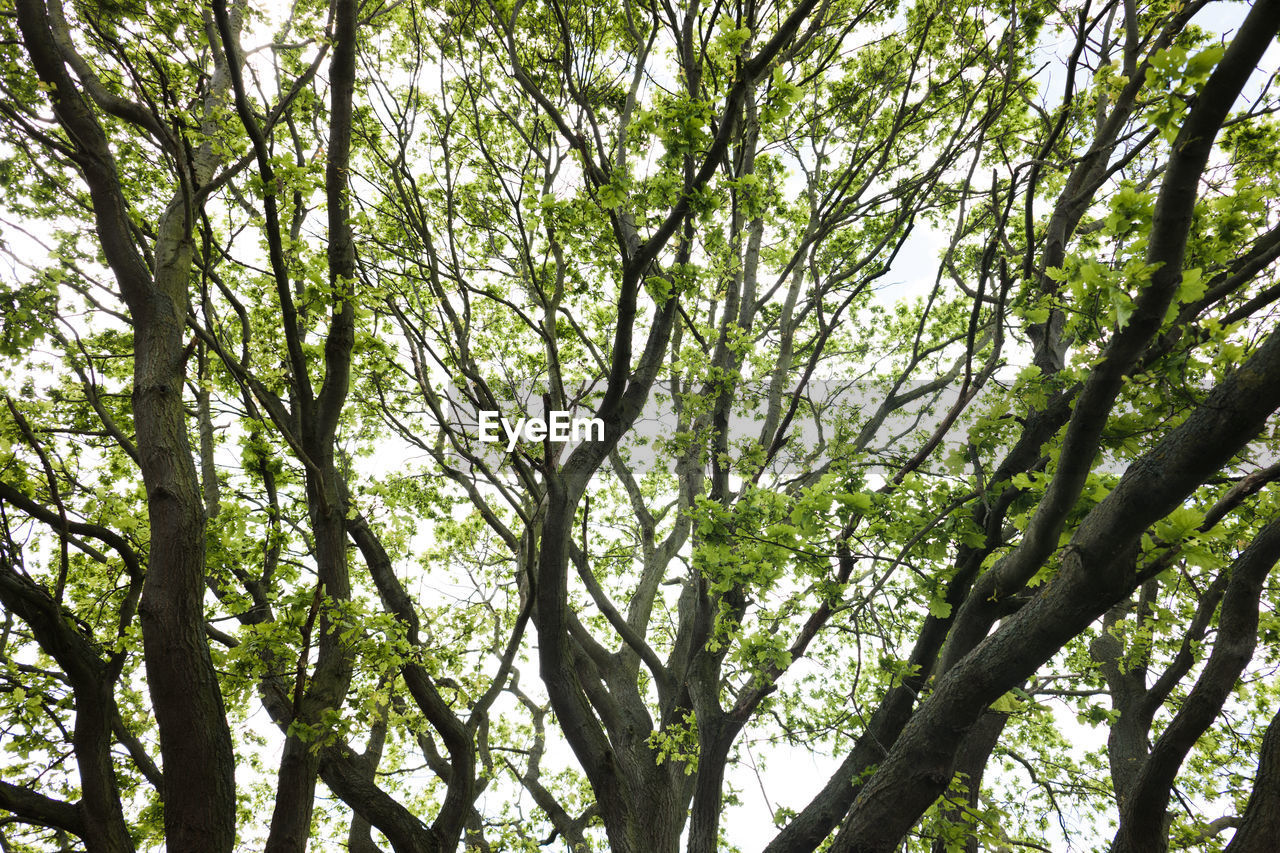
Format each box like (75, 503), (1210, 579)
(2, 0), (1280, 851)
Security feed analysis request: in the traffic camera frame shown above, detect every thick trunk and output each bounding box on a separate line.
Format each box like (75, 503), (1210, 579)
(687, 717), (741, 853)
(14, 2), (239, 848)
(926, 711), (1008, 853)
(73, 679), (138, 853)
(1225, 705), (1280, 852)
(135, 201), (238, 853)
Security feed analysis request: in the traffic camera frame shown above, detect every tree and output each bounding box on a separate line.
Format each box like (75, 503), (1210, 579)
(1, 0), (1280, 850)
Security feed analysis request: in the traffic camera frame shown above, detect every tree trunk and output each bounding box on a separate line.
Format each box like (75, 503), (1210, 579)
(13, 2), (239, 847)
(1225, 705), (1280, 852)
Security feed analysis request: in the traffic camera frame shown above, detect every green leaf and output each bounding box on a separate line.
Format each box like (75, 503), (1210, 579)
(1178, 267), (1205, 303)
(1186, 45), (1225, 82)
